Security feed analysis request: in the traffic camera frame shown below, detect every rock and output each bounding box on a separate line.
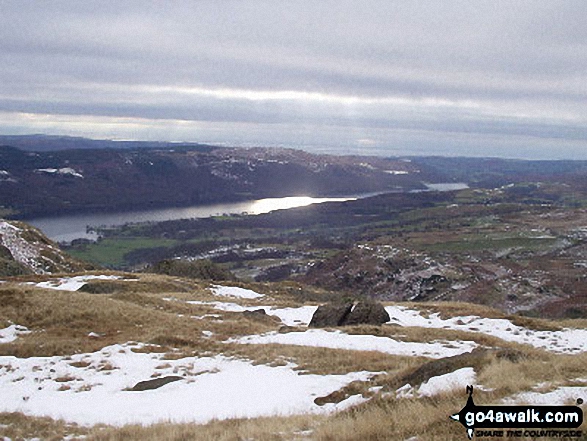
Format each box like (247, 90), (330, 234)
(242, 309), (281, 324)
(344, 301), (390, 326)
(308, 303), (353, 327)
(129, 375), (183, 391)
(395, 348), (526, 389)
(309, 301), (390, 327)
(278, 325), (298, 334)
(243, 308), (268, 317)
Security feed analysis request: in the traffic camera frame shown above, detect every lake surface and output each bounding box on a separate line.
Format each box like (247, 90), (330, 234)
(28, 183), (468, 243)
(28, 195), (359, 243)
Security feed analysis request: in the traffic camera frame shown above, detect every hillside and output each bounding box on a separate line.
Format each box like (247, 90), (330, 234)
(0, 144), (421, 217)
(5, 138), (587, 219)
(0, 272), (585, 440)
(0, 220), (93, 276)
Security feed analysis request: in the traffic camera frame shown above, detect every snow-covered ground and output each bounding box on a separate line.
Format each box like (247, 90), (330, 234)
(183, 299), (317, 327)
(0, 342), (378, 426)
(396, 367), (476, 398)
(172, 286), (587, 354)
(3, 281), (587, 428)
(181, 288), (587, 354)
(385, 306), (587, 354)
(34, 275), (126, 291)
(230, 330), (478, 359)
(503, 383), (587, 405)
(0, 325), (30, 344)
(210, 285), (264, 299)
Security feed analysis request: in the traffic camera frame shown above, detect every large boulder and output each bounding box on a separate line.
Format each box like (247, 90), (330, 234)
(344, 301), (390, 326)
(309, 301), (390, 327)
(308, 303), (353, 327)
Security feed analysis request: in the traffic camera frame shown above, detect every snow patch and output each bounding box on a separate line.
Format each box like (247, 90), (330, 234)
(395, 367), (476, 398)
(417, 367), (476, 397)
(0, 325), (31, 344)
(0, 342), (378, 426)
(35, 275), (124, 291)
(37, 168), (83, 178)
(0, 221), (49, 274)
(503, 386), (587, 406)
(385, 305), (587, 354)
(184, 299), (317, 326)
(230, 329), (477, 359)
(210, 285), (264, 299)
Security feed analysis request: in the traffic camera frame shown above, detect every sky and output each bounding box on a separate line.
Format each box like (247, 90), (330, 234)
(0, 0), (586, 159)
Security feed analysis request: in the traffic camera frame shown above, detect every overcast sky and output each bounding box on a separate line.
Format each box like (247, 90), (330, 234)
(1, 0), (586, 159)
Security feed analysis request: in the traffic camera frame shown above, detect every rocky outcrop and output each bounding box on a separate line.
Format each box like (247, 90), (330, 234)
(309, 301), (389, 327)
(0, 219), (94, 275)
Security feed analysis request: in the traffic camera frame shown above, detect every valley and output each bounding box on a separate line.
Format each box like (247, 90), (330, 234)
(64, 180), (587, 319)
(1, 140), (587, 440)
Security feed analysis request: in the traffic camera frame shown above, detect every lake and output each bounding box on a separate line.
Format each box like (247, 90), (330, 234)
(28, 183), (468, 243)
(28, 195), (359, 243)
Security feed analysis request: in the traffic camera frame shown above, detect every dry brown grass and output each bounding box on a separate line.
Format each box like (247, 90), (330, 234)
(2, 273), (587, 440)
(479, 350), (587, 397)
(0, 412), (88, 441)
(314, 393), (470, 441)
(86, 414), (320, 441)
(0, 279), (278, 358)
(225, 342), (422, 376)
(398, 300), (507, 321)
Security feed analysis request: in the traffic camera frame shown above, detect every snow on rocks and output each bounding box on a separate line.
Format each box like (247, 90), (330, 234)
(230, 329), (478, 359)
(34, 275), (124, 291)
(395, 367), (476, 398)
(0, 342), (378, 426)
(0, 324), (31, 344)
(210, 285), (264, 299)
(417, 367), (476, 397)
(0, 221), (50, 274)
(385, 305), (587, 354)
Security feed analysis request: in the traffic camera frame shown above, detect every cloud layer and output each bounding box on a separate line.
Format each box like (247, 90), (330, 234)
(1, 0), (586, 158)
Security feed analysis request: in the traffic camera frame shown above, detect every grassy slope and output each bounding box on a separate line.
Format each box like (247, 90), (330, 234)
(1, 273), (586, 440)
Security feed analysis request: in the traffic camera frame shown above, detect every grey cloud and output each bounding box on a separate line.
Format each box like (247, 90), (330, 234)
(0, 0), (586, 158)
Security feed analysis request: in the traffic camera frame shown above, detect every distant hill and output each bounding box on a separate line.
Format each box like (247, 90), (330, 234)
(0, 143), (422, 217)
(0, 134), (216, 152)
(3, 135), (587, 219)
(0, 219), (94, 276)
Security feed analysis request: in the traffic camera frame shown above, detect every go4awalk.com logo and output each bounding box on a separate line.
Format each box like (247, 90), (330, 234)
(450, 386), (583, 439)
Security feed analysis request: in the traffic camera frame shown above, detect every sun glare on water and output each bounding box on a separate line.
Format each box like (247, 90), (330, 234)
(247, 196), (356, 215)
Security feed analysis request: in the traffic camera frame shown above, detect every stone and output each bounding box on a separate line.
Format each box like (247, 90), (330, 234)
(129, 375), (183, 391)
(308, 303), (353, 327)
(243, 308), (268, 317)
(308, 300), (390, 327)
(344, 301), (390, 326)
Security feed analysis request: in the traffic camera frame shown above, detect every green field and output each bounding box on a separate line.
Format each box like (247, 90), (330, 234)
(67, 237), (178, 268)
